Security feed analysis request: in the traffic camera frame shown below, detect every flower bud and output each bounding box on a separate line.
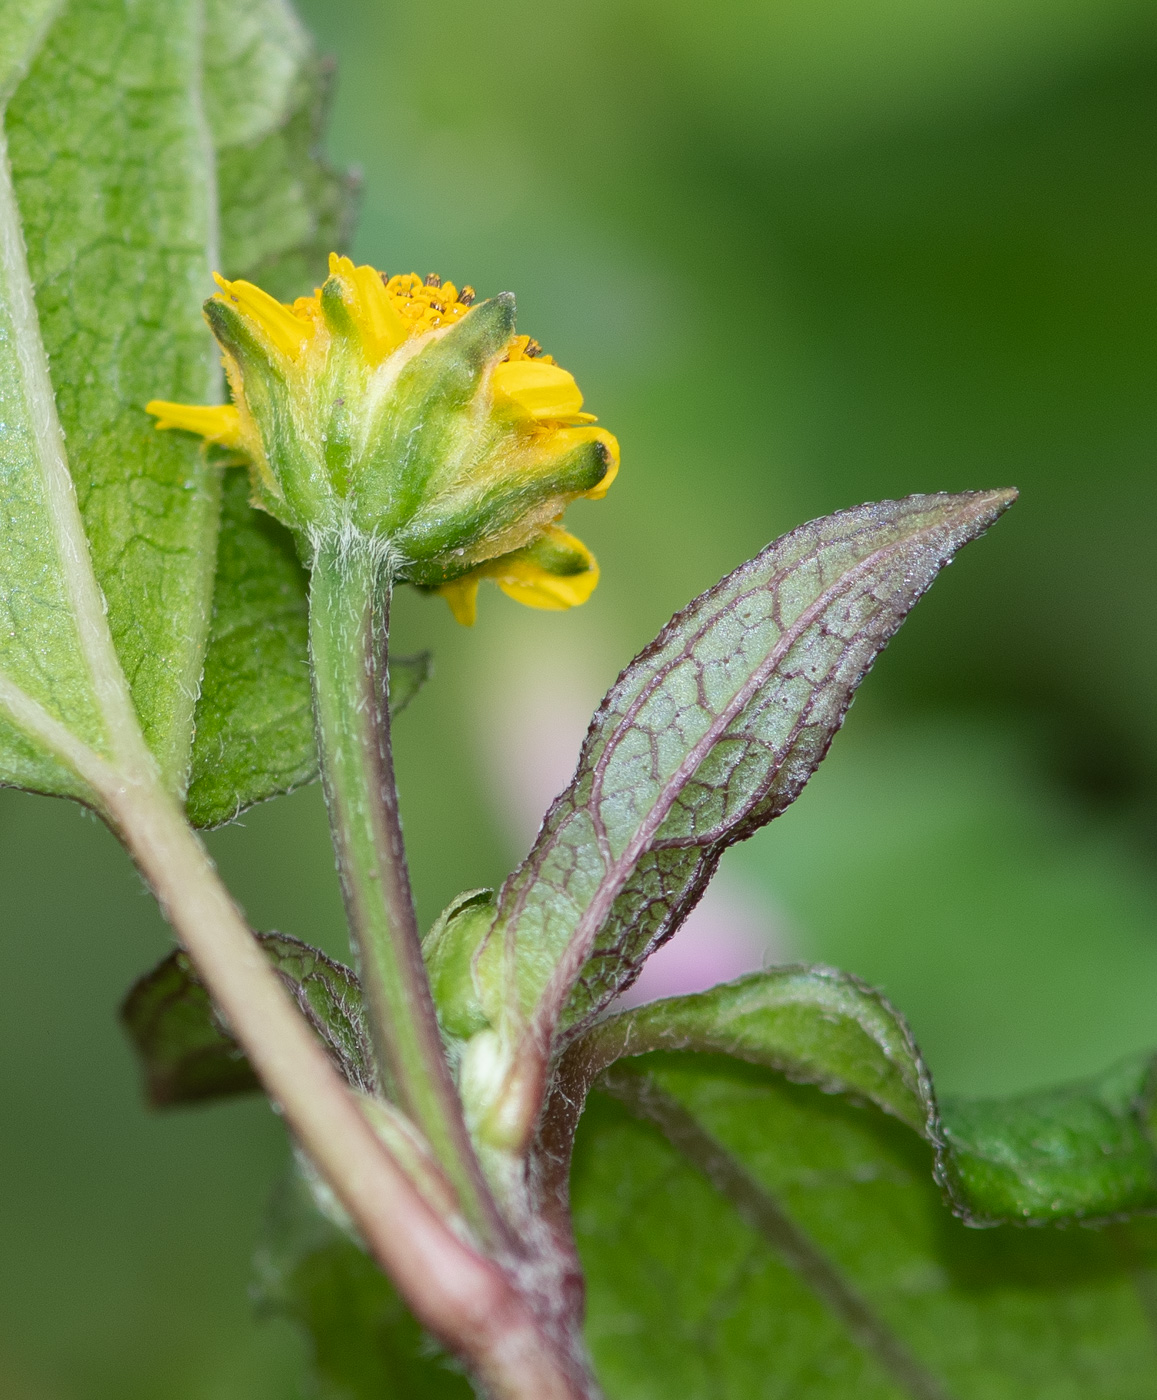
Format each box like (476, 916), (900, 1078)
(148, 256), (617, 620)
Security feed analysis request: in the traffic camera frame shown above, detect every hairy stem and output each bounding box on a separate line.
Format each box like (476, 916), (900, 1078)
(308, 534), (507, 1247)
(100, 768), (587, 1399)
(0, 65), (587, 1398)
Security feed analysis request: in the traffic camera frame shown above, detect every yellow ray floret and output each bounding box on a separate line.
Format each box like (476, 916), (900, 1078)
(212, 273), (314, 360)
(497, 551), (600, 610)
(547, 426), (620, 499)
(438, 526), (599, 626)
(144, 400), (244, 449)
(328, 254), (409, 362)
(492, 358), (585, 421)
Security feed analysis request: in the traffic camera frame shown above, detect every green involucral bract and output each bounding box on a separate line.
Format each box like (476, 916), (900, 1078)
(204, 282), (610, 580)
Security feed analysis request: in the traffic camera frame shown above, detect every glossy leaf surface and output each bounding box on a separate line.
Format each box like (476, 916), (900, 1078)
(481, 491), (1015, 1047)
(121, 932), (374, 1106)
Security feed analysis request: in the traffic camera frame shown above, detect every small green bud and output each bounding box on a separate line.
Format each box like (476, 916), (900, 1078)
(422, 888), (496, 1042)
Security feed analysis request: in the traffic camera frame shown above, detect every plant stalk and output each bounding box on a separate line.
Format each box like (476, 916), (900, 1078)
(0, 84), (588, 1398)
(98, 766), (590, 1399)
(307, 533), (508, 1248)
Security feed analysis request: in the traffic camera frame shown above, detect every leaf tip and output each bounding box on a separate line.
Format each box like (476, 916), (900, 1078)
(965, 485), (1018, 526)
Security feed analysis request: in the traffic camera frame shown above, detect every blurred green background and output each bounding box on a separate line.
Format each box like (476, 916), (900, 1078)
(9, 0), (1157, 1391)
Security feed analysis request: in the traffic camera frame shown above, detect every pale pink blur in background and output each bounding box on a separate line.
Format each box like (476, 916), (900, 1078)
(477, 630), (793, 1005)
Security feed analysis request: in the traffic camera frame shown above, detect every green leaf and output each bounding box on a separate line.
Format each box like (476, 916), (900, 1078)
(0, 0), (217, 800)
(554, 966), (931, 1139)
(554, 967), (1157, 1227)
(6, 0), (222, 790)
(0, 149), (110, 801)
(480, 491), (1016, 1049)
(208, 0), (355, 298)
(0, 0), (353, 805)
(388, 648), (434, 719)
(121, 932), (374, 1106)
(185, 471), (314, 826)
(576, 1058), (1157, 1399)
(253, 1011), (1157, 1398)
(254, 1166), (472, 1400)
(203, 0), (311, 152)
(185, 0), (359, 825)
(0, 2), (58, 105)
(186, 470), (430, 828)
(940, 1061), (1157, 1225)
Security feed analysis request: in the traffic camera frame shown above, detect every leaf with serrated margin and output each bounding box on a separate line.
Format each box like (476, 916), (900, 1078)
(121, 932), (374, 1106)
(578, 1058), (1157, 1399)
(187, 468), (430, 828)
(547, 968), (1157, 1229)
(6, 0), (222, 791)
(480, 491), (1016, 1056)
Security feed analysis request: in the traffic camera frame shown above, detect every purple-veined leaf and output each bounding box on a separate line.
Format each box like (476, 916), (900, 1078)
(477, 491), (1016, 1091)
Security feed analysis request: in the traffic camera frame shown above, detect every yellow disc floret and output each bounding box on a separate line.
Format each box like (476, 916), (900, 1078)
(383, 270), (476, 333)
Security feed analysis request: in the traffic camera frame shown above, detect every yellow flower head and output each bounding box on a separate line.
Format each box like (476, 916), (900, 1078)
(147, 255), (618, 622)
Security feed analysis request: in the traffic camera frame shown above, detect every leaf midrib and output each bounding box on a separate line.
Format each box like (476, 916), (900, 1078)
(525, 501), (987, 1043)
(602, 1067), (957, 1400)
(0, 123), (147, 784)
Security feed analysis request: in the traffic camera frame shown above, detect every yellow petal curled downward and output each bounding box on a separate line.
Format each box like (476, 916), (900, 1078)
(439, 575), (483, 627)
(495, 551), (600, 611)
(437, 527), (599, 625)
(146, 400), (244, 449)
(492, 358), (584, 421)
(212, 272), (314, 360)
